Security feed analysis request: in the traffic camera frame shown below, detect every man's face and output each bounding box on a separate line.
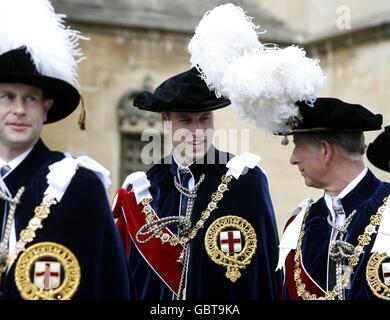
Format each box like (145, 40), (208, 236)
(290, 135), (328, 189)
(163, 111), (214, 163)
(0, 83), (53, 154)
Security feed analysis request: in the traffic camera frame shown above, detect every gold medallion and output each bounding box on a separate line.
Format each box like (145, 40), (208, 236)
(204, 215), (257, 282)
(14, 242), (81, 300)
(366, 252), (390, 300)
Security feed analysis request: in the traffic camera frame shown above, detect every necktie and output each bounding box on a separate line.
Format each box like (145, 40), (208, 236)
(332, 197), (344, 216)
(178, 169), (192, 217)
(331, 197), (346, 239)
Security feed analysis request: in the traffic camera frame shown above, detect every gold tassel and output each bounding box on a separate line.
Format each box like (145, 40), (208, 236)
(78, 95), (86, 130)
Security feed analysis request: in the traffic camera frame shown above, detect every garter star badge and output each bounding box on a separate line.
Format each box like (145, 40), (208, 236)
(366, 252), (390, 300)
(205, 215), (257, 283)
(15, 242), (81, 300)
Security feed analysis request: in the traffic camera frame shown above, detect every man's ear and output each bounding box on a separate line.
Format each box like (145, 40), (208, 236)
(42, 99), (54, 122)
(43, 99), (54, 112)
(43, 99), (54, 121)
(320, 140), (334, 164)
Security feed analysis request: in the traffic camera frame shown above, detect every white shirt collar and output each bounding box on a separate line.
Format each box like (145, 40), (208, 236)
(338, 167), (368, 199)
(324, 167), (368, 217)
(172, 153), (195, 190)
(172, 153), (194, 170)
(0, 146), (34, 177)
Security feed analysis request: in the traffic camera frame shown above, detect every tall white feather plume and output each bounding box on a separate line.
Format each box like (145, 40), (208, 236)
(189, 4), (326, 133)
(223, 46), (326, 133)
(188, 3), (261, 95)
(0, 0), (86, 87)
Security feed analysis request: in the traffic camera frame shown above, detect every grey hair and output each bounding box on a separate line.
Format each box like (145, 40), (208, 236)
(303, 132), (366, 161)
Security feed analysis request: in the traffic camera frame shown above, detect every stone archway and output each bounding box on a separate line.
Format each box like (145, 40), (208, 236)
(117, 77), (162, 183)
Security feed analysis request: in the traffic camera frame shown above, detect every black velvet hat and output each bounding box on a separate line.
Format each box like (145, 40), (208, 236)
(133, 67), (231, 112)
(0, 48), (80, 124)
(367, 126), (390, 172)
(0, 0), (86, 126)
(278, 97), (383, 135)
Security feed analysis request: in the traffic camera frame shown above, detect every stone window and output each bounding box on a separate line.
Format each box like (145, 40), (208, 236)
(118, 79), (162, 183)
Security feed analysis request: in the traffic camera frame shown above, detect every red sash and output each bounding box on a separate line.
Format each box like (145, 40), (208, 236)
(282, 215), (325, 300)
(112, 188), (183, 295)
(285, 250), (325, 299)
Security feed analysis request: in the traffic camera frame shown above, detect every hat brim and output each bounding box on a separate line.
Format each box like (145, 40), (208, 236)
(0, 72), (80, 123)
(275, 127), (382, 136)
(137, 98), (231, 113)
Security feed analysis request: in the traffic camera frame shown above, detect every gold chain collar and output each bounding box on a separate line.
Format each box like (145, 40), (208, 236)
(294, 197), (388, 300)
(0, 195), (56, 285)
(140, 174), (234, 246)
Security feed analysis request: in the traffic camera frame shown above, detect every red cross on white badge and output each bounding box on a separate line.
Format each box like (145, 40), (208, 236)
(34, 261), (61, 290)
(220, 230), (242, 254)
(382, 262), (390, 286)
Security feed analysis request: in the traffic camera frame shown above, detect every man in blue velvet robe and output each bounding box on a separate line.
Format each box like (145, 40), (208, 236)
(117, 67), (282, 299)
(277, 98), (390, 300)
(0, 0), (129, 299)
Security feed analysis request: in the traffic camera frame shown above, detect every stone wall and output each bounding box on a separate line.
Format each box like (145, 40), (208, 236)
(43, 1), (390, 235)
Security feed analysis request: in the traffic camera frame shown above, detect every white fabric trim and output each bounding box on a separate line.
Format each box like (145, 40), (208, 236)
(8, 154), (109, 272)
(122, 171), (151, 205)
(276, 198), (313, 271)
(111, 193), (119, 211)
(301, 251), (326, 294)
(226, 152), (261, 179)
(44, 155), (111, 202)
(371, 196), (390, 255)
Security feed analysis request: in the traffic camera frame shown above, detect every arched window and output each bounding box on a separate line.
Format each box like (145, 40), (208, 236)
(117, 77), (162, 183)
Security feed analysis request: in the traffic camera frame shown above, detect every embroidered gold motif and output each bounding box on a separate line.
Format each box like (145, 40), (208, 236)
(366, 252), (390, 300)
(15, 242), (80, 300)
(204, 215), (257, 283)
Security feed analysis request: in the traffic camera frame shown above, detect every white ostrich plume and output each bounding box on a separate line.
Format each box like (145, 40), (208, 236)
(0, 0), (87, 87)
(189, 3), (326, 133)
(188, 3), (261, 95)
(223, 46), (326, 133)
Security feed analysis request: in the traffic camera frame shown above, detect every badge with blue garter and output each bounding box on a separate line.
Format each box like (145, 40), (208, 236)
(204, 215), (257, 282)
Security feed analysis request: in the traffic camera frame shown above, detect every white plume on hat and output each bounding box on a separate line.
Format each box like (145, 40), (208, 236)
(188, 3), (326, 133)
(188, 3), (261, 96)
(0, 0), (86, 87)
